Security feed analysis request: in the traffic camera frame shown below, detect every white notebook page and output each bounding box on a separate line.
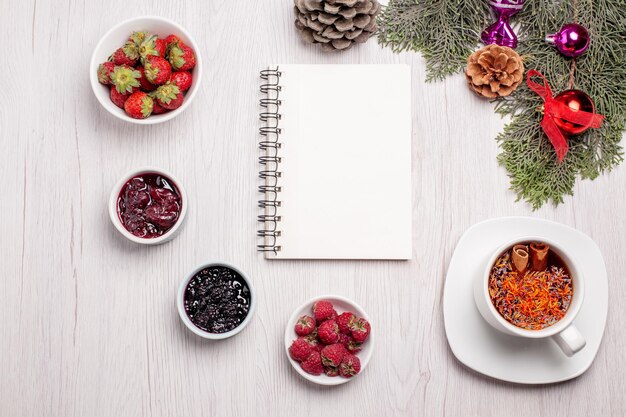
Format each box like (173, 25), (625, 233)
(267, 64), (412, 259)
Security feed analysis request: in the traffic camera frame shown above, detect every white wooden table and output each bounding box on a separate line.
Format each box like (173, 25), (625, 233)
(2, 1), (625, 416)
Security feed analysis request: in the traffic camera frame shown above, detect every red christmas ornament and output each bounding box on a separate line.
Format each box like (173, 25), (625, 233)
(552, 89), (595, 135)
(526, 70), (604, 162)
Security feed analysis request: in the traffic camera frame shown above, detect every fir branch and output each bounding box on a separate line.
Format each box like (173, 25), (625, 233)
(377, 0), (491, 80)
(378, 0), (626, 209)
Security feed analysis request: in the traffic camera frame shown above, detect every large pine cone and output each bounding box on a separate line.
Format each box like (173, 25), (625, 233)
(465, 45), (524, 99)
(294, 0), (380, 52)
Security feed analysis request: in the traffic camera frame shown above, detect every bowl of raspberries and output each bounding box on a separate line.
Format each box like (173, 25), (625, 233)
(90, 16), (201, 124)
(285, 295), (373, 385)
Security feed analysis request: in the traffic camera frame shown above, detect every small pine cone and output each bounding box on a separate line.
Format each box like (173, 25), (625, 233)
(465, 44), (524, 99)
(294, 0), (380, 52)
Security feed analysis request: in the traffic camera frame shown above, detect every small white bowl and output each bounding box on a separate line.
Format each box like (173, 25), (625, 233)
(177, 262), (256, 340)
(284, 295), (373, 386)
(89, 15), (202, 124)
(109, 166), (188, 245)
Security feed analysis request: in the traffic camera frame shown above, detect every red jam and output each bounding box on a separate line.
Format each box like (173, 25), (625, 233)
(117, 173), (181, 238)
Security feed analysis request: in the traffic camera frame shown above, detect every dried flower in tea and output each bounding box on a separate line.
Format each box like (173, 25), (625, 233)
(488, 247), (573, 330)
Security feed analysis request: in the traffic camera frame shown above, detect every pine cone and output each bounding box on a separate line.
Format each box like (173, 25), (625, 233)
(465, 45), (524, 99)
(294, 0), (380, 52)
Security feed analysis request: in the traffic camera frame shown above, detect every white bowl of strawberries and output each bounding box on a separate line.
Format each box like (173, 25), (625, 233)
(285, 295), (373, 386)
(90, 16), (201, 124)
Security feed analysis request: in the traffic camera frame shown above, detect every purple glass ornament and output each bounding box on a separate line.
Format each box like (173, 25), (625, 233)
(481, 0), (525, 48)
(546, 23), (590, 58)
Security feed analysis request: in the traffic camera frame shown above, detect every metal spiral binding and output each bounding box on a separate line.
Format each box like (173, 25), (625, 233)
(258, 67), (282, 253)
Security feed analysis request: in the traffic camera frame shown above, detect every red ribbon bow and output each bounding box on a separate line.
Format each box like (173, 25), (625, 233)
(526, 69), (604, 162)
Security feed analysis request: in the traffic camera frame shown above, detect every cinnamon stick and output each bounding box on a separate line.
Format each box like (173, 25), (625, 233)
(530, 242), (549, 271)
(511, 244), (529, 274)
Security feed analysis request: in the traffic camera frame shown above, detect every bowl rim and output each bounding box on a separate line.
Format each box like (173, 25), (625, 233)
(480, 236), (585, 338)
(176, 262), (257, 340)
(284, 294), (373, 386)
(89, 15), (202, 125)
(108, 166), (188, 245)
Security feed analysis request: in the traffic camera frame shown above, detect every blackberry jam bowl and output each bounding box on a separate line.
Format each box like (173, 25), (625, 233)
(109, 167), (188, 245)
(177, 263), (256, 340)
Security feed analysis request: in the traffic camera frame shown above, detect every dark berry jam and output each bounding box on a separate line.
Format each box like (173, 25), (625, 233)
(117, 173), (181, 238)
(184, 266), (251, 334)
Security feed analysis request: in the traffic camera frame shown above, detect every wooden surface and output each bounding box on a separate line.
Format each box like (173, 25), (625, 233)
(1, 1), (625, 416)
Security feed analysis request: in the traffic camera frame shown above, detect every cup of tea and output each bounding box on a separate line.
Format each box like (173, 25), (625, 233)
(474, 237), (586, 356)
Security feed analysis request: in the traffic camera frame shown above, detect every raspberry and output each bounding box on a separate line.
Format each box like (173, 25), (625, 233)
(324, 366), (339, 377)
(317, 320), (340, 345)
(294, 315), (316, 336)
(350, 317), (371, 343)
(337, 312), (355, 334)
(339, 353), (361, 378)
(345, 337), (363, 354)
(289, 338), (313, 362)
(300, 352), (324, 376)
(304, 334), (323, 352)
(312, 300), (337, 322)
(320, 343), (346, 367)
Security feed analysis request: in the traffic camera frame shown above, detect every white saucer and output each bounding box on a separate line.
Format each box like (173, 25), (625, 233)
(443, 217), (608, 384)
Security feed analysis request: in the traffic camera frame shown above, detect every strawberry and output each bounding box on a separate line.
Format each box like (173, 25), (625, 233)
(167, 41), (196, 71)
(289, 338), (313, 362)
(164, 34), (182, 50)
(170, 71), (193, 92)
(161, 92), (183, 110)
(312, 300), (337, 322)
(154, 82), (183, 110)
(324, 366), (339, 377)
(155, 38), (167, 57)
(300, 352), (324, 376)
(151, 99), (169, 115)
(144, 56), (172, 86)
(294, 315), (316, 336)
(350, 317), (370, 343)
(111, 42), (139, 66)
(129, 31), (149, 46)
(320, 343), (346, 367)
(110, 65), (141, 94)
(137, 35), (161, 63)
(110, 87), (131, 109)
(124, 92), (153, 119)
(136, 66), (156, 92)
(338, 353), (361, 378)
(97, 62), (115, 85)
(317, 319), (340, 345)
(337, 312), (355, 334)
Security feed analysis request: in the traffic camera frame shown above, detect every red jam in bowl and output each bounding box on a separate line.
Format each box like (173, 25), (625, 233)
(117, 173), (181, 238)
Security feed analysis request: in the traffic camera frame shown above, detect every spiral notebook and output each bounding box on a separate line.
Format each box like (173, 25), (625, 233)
(258, 64), (412, 259)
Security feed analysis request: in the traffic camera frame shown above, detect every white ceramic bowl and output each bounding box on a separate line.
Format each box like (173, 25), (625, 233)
(109, 166), (188, 245)
(177, 262), (256, 340)
(89, 16), (202, 124)
(284, 295), (373, 386)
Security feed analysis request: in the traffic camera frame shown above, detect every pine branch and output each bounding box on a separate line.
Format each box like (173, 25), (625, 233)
(377, 0), (626, 209)
(377, 0), (491, 81)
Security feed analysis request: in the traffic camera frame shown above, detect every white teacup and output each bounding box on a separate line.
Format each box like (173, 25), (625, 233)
(474, 237), (586, 357)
